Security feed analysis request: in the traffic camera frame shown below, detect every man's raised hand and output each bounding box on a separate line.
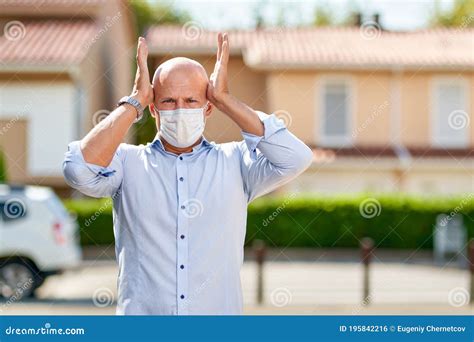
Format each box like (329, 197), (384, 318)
(131, 37), (154, 107)
(207, 32), (230, 107)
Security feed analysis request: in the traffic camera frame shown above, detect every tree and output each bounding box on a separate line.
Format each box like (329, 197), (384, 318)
(430, 0), (474, 28)
(0, 150), (7, 183)
(252, 0), (267, 29)
(128, 1), (191, 144)
(313, 5), (334, 26)
(129, 0), (191, 35)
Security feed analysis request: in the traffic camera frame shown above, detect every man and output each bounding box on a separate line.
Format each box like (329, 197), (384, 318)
(63, 33), (312, 315)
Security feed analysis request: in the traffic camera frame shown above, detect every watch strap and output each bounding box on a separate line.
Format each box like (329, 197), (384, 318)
(118, 96), (144, 123)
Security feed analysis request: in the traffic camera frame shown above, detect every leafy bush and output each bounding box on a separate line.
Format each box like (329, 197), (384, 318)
(246, 195), (474, 249)
(64, 194), (474, 249)
(64, 198), (115, 246)
(0, 149), (7, 182)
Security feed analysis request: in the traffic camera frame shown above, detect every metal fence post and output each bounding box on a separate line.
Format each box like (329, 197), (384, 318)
(253, 239), (266, 305)
(361, 237), (374, 305)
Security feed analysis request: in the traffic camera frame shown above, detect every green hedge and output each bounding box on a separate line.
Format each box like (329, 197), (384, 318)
(64, 195), (474, 249)
(64, 198), (115, 246)
(0, 149), (7, 182)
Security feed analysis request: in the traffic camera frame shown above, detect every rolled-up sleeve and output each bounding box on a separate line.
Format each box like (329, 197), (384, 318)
(239, 111), (313, 202)
(62, 141), (123, 198)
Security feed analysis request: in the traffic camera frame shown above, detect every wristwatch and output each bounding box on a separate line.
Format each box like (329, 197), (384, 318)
(117, 96), (144, 123)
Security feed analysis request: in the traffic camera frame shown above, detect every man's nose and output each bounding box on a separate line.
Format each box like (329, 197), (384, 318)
(175, 99), (186, 108)
(173, 99), (199, 109)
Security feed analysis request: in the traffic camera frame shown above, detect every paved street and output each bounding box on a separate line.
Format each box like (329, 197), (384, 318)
(1, 259), (472, 315)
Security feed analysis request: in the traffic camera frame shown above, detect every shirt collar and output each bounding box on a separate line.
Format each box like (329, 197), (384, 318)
(151, 133), (211, 154)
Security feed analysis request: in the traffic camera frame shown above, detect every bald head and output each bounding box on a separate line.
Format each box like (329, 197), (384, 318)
(153, 57), (208, 85)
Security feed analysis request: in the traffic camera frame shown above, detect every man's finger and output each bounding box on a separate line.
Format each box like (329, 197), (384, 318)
(221, 33), (229, 66)
(137, 37), (148, 71)
(212, 33), (222, 76)
(217, 32), (222, 61)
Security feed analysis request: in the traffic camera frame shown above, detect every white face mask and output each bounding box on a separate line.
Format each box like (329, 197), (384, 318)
(157, 104), (207, 148)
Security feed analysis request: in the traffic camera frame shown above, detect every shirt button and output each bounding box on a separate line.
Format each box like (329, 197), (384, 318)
(179, 177), (184, 182)
(180, 294), (185, 299)
(180, 265), (184, 269)
(180, 234), (185, 239)
(179, 156), (183, 160)
(181, 205), (185, 209)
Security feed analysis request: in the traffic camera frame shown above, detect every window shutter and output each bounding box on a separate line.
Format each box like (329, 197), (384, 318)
(434, 82), (468, 148)
(323, 82), (349, 144)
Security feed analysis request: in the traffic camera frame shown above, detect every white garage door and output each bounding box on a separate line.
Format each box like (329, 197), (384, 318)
(0, 81), (76, 178)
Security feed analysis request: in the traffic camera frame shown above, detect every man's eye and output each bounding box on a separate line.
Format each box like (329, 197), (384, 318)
(187, 99), (197, 103)
(163, 99), (175, 103)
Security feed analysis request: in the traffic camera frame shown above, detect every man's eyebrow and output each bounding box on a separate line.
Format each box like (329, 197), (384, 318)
(158, 96), (200, 102)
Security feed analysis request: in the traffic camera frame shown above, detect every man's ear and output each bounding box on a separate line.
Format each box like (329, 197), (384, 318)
(204, 102), (213, 119)
(149, 103), (156, 118)
(149, 102), (161, 130)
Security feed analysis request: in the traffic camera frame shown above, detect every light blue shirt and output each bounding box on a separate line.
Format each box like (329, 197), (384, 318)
(63, 112), (312, 315)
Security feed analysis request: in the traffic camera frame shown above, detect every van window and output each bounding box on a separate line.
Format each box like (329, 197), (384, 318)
(0, 198), (27, 222)
(46, 195), (69, 219)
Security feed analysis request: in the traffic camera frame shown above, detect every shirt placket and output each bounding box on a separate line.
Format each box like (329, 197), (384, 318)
(176, 155), (189, 315)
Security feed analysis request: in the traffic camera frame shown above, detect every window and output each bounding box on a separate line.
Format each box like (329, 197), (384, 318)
(46, 194), (69, 219)
(319, 78), (353, 146)
(432, 78), (469, 148)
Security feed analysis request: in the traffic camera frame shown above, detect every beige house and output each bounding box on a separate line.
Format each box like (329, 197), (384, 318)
(0, 0), (135, 195)
(146, 26), (474, 195)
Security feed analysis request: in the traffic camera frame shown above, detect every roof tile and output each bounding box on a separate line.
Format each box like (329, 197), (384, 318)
(0, 20), (99, 66)
(146, 26), (474, 70)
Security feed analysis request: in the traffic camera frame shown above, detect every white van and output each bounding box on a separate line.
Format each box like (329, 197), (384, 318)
(0, 185), (82, 298)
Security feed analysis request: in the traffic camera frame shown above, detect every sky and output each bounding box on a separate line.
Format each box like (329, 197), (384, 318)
(164, 0), (456, 31)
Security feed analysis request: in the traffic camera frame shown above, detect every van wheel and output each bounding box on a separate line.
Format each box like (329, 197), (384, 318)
(0, 260), (37, 299)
